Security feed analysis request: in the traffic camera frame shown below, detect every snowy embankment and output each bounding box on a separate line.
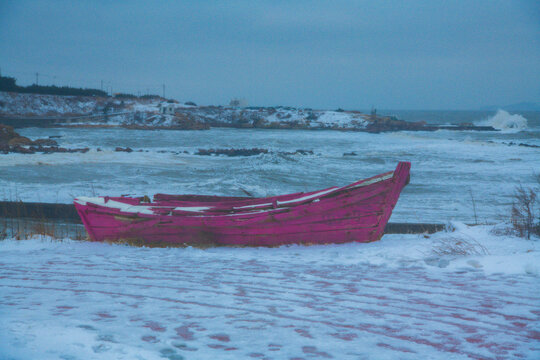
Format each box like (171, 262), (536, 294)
(1, 223), (538, 359)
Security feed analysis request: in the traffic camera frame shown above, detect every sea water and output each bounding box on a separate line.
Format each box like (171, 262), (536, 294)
(1, 110), (538, 223)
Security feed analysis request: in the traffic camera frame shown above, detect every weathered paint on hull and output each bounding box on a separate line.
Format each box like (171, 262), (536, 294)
(74, 162), (411, 246)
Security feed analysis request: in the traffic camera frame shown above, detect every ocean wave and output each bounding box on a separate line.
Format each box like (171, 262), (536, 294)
(476, 109), (528, 132)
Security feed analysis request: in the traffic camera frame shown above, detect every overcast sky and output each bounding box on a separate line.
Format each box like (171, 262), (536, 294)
(1, 0), (539, 109)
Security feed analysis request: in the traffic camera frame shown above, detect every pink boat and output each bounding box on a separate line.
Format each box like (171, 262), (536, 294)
(74, 162), (410, 246)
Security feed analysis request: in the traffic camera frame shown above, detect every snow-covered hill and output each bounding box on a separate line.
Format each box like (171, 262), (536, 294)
(0, 92), (103, 116)
(0, 92), (375, 130)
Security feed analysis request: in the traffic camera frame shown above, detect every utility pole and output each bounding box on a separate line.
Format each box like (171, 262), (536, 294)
(35, 72), (39, 85)
(162, 84), (165, 98)
(101, 80), (103, 91)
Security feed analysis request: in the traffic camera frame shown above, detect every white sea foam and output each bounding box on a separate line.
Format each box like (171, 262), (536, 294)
(3, 127), (539, 222)
(477, 109), (528, 132)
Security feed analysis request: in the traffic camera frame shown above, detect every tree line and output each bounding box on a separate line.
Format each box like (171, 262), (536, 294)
(0, 75), (108, 97)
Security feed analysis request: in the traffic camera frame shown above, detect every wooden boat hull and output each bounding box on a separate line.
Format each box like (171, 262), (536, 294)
(74, 162), (410, 246)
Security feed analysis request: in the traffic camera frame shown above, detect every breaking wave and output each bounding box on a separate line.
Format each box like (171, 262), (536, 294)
(477, 110), (528, 132)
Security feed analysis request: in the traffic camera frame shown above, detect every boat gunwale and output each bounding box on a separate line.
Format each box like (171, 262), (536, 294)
(75, 176), (395, 221)
(73, 162), (411, 245)
(74, 170), (396, 218)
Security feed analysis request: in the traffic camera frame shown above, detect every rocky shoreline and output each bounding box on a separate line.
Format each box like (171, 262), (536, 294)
(0, 125), (322, 156)
(0, 91), (499, 133)
(0, 114), (498, 133)
(0, 124), (89, 154)
(0, 125), (326, 158)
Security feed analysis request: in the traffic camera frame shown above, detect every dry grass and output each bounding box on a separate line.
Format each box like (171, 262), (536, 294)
(106, 237), (220, 249)
(0, 217), (87, 241)
(431, 235), (489, 256)
(511, 176), (540, 239)
(1, 194), (87, 241)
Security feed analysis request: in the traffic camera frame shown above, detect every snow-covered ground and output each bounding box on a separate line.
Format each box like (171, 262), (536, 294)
(0, 92), (163, 119)
(1, 223), (539, 359)
(0, 92), (101, 116)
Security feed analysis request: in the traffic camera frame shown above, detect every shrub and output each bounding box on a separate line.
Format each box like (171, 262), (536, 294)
(140, 94), (161, 100)
(431, 236), (489, 256)
(306, 112), (318, 120)
(511, 176), (540, 239)
(114, 93), (138, 99)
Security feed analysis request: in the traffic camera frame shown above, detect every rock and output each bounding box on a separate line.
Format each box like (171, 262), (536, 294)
(196, 148), (268, 157)
(0, 124), (19, 143)
(10, 145), (35, 154)
(8, 136), (32, 146)
(518, 143), (540, 148)
(32, 138), (58, 146)
(365, 116), (428, 133)
(0, 123), (89, 155)
(0, 143), (10, 154)
(115, 147), (133, 153)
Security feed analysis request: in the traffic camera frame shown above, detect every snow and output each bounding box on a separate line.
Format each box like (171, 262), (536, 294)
(131, 103), (160, 113)
(351, 172), (394, 188)
(75, 197), (213, 215)
(0, 92), (99, 116)
(314, 111), (368, 128)
(75, 196), (157, 215)
(1, 223), (539, 359)
(173, 206), (212, 213)
(0, 92), (373, 129)
(278, 187), (340, 205)
(233, 187), (340, 210)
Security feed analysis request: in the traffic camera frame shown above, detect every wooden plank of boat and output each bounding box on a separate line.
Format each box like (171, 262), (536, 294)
(74, 162), (411, 246)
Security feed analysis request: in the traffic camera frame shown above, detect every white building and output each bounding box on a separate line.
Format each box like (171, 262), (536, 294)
(160, 103), (175, 115)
